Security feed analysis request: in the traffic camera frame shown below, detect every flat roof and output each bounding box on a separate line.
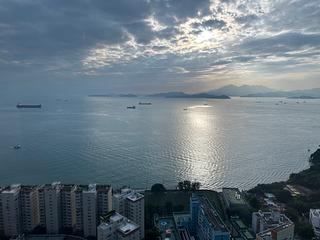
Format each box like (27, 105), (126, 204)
(126, 192), (144, 202)
(118, 221), (139, 235)
(110, 212), (124, 222)
(96, 184), (111, 191)
(2, 184), (21, 194)
(222, 188), (246, 205)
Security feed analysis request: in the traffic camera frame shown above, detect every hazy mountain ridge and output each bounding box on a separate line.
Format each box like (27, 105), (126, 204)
(207, 84), (275, 96)
(207, 85), (320, 98)
(148, 92), (230, 99)
(243, 88), (320, 98)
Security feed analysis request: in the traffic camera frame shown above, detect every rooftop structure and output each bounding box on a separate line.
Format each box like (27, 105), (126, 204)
(126, 192), (144, 202)
(98, 211), (140, 240)
(118, 221), (139, 236)
(222, 188), (246, 210)
(113, 188), (144, 239)
(252, 210), (294, 240)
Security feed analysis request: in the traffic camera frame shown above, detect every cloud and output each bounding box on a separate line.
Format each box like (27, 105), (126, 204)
(0, 0), (320, 93)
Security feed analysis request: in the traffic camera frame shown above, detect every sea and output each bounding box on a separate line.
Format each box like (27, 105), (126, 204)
(0, 96), (319, 190)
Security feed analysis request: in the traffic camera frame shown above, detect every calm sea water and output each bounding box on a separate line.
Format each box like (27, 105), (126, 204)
(0, 96), (319, 190)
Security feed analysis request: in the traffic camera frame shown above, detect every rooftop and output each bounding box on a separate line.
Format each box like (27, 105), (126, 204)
(2, 184), (21, 194)
(126, 192), (144, 202)
(222, 188), (246, 206)
(253, 211), (293, 228)
(20, 185), (38, 192)
(96, 184), (111, 192)
(257, 229), (272, 240)
(110, 212), (124, 223)
(61, 184), (76, 191)
(118, 221), (139, 235)
(83, 183), (96, 193)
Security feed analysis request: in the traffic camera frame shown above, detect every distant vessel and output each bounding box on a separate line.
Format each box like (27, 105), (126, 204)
(13, 144), (21, 149)
(127, 106), (136, 109)
(183, 108), (188, 111)
(16, 104), (41, 108)
(138, 102), (152, 105)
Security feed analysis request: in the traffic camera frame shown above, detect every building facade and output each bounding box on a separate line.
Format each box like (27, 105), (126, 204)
(0, 182), (126, 239)
(113, 189), (144, 239)
(20, 185), (40, 233)
(44, 182), (62, 234)
(310, 209), (320, 238)
(83, 183), (97, 237)
(252, 210), (294, 240)
(191, 195), (230, 240)
(97, 211), (140, 240)
(1, 184), (21, 237)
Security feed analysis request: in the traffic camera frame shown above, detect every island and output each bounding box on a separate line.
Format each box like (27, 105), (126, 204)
(148, 91), (230, 99)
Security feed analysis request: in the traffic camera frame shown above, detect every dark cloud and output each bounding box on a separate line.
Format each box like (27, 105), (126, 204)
(240, 32), (320, 55)
(0, 0), (319, 93)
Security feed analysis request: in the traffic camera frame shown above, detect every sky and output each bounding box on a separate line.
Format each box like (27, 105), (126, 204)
(0, 0), (320, 95)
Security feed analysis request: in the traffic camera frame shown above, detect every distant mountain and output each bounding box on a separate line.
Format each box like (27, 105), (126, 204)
(149, 92), (186, 98)
(244, 88), (320, 98)
(148, 92), (230, 99)
(207, 84), (274, 96)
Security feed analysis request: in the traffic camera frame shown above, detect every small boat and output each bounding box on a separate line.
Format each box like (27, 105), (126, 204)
(13, 144), (21, 149)
(138, 102), (152, 105)
(183, 108), (188, 111)
(127, 106), (136, 109)
(203, 103), (208, 106)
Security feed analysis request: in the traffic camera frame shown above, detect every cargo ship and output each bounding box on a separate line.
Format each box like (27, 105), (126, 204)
(16, 104), (42, 108)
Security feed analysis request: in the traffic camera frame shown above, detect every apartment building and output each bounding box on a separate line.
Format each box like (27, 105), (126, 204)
(20, 185), (40, 233)
(38, 185), (46, 228)
(0, 183), (127, 239)
(72, 185), (84, 234)
(113, 189), (144, 239)
(1, 184), (21, 237)
(83, 183), (97, 237)
(60, 184), (76, 230)
(97, 211), (140, 240)
(97, 184), (113, 218)
(252, 210), (294, 240)
(0, 187), (3, 235)
(44, 182), (62, 234)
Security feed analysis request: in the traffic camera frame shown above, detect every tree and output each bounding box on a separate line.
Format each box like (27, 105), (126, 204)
(183, 180), (191, 190)
(249, 196), (261, 210)
(177, 180), (201, 191)
(177, 181), (184, 190)
(151, 183), (166, 192)
(295, 222), (314, 239)
(191, 182), (201, 190)
(145, 227), (160, 240)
